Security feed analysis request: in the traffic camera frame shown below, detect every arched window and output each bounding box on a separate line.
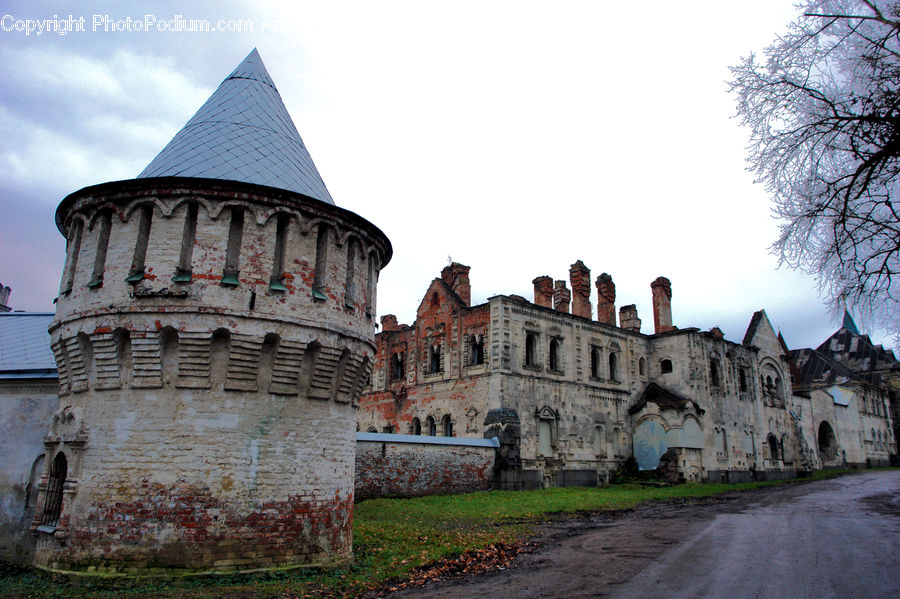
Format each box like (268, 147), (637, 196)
(175, 202), (198, 282)
(549, 339), (560, 371)
(313, 224), (330, 299)
(739, 367), (748, 393)
(538, 420), (553, 456)
(366, 426), (377, 433)
(25, 454), (45, 511)
(660, 359), (673, 374)
(127, 204), (153, 283)
(221, 206), (243, 286)
(525, 332), (538, 367)
(270, 213), (289, 291)
(411, 417), (421, 435)
(593, 426), (605, 457)
(590, 346), (601, 378)
(40, 452), (67, 527)
(638, 358), (646, 376)
(767, 434), (779, 461)
(344, 238), (358, 308)
(442, 414), (453, 437)
(61, 218), (84, 294)
(88, 210), (112, 288)
(715, 428), (727, 454)
(608, 353), (618, 381)
(426, 416), (436, 436)
(774, 377), (784, 405)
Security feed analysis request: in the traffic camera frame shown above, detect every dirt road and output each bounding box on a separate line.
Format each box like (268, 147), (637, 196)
(385, 471), (900, 598)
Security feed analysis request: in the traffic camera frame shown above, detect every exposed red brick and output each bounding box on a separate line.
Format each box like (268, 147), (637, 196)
(595, 272), (616, 326)
(651, 276), (674, 333)
(532, 276), (553, 308)
(569, 260), (591, 319)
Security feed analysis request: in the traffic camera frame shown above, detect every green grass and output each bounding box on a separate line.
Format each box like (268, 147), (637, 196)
(0, 468), (871, 598)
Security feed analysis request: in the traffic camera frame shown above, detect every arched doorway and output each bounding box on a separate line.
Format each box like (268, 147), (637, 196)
(818, 421), (838, 463)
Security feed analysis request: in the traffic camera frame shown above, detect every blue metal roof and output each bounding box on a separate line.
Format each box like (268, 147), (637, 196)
(0, 313), (56, 376)
(137, 48), (335, 205)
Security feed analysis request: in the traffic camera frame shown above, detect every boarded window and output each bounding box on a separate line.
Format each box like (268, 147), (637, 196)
(539, 420), (553, 457)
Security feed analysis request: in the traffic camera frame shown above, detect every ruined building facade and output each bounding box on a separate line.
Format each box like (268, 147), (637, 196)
(358, 262), (896, 487)
(31, 50), (390, 573)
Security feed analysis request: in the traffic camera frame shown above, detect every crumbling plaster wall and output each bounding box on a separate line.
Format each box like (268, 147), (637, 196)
(0, 380), (57, 564)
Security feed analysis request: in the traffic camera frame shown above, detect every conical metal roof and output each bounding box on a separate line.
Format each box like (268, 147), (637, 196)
(137, 48), (335, 205)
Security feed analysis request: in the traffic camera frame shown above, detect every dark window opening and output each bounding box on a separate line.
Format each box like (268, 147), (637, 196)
(525, 332), (538, 368)
(608, 353), (618, 381)
(40, 452), (67, 528)
(222, 207), (244, 286)
(660, 359), (673, 374)
(270, 213), (289, 291)
(767, 434), (779, 461)
(639, 357), (646, 376)
(391, 352), (405, 381)
(366, 252), (379, 316)
(549, 339), (561, 371)
(739, 367), (748, 393)
(426, 416), (436, 436)
(61, 219), (84, 293)
(709, 359), (720, 387)
(442, 414), (453, 437)
(411, 418), (421, 435)
(174, 203), (197, 283)
(88, 211), (112, 288)
(344, 238), (358, 308)
(428, 343), (442, 374)
(313, 224), (330, 299)
(590, 346), (600, 378)
(127, 204), (153, 283)
(468, 334), (484, 366)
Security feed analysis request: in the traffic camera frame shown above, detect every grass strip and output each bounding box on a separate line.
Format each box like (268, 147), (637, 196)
(0, 468), (873, 598)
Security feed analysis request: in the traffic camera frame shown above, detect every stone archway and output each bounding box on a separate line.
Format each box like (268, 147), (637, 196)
(817, 421), (838, 464)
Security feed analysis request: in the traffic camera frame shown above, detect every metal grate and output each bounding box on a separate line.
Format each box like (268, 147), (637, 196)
(40, 453), (67, 527)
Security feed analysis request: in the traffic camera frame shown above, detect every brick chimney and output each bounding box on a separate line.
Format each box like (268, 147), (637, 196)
(533, 276), (553, 308)
(595, 273), (615, 326)
(381, 314), (399, 332)
(441, 262), (471, 306)
(619, 304), (641, 332)
(651, 276), (674, 333)
(569, 260), (591, 318)
(553, 280), (571, 313)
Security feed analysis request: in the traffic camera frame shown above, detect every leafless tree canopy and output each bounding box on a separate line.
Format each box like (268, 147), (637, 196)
(730, 0), (900, 339)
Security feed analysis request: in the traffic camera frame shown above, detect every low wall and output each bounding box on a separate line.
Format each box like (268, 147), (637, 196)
(355, 433), (499, 499)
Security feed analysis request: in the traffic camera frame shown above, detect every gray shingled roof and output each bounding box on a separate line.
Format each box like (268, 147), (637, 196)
(137, 48), (335, 205)
(0, 313), (56, 377)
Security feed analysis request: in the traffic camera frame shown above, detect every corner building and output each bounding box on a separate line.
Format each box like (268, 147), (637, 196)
(33, 50), (391, 573)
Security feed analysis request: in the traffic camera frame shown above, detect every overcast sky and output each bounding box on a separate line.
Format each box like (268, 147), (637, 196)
(0, 0), (891, 351)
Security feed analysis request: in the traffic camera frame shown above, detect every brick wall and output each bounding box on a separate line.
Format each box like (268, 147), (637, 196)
(355, 434), (498, 499)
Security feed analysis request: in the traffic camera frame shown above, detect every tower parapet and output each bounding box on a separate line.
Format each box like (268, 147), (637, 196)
(33, 50), (390, 574)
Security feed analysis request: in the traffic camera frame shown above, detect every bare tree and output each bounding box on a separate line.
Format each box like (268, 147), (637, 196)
(730, 0), (900, 340)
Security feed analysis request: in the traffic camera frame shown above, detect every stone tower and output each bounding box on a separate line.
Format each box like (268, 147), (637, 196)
(33, 49), (391, 574)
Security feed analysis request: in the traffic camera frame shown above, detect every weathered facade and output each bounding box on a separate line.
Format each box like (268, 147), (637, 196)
(359, 262), (896, 487)
(0, 311), (58, 564)
(29, 49), (391, 574)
